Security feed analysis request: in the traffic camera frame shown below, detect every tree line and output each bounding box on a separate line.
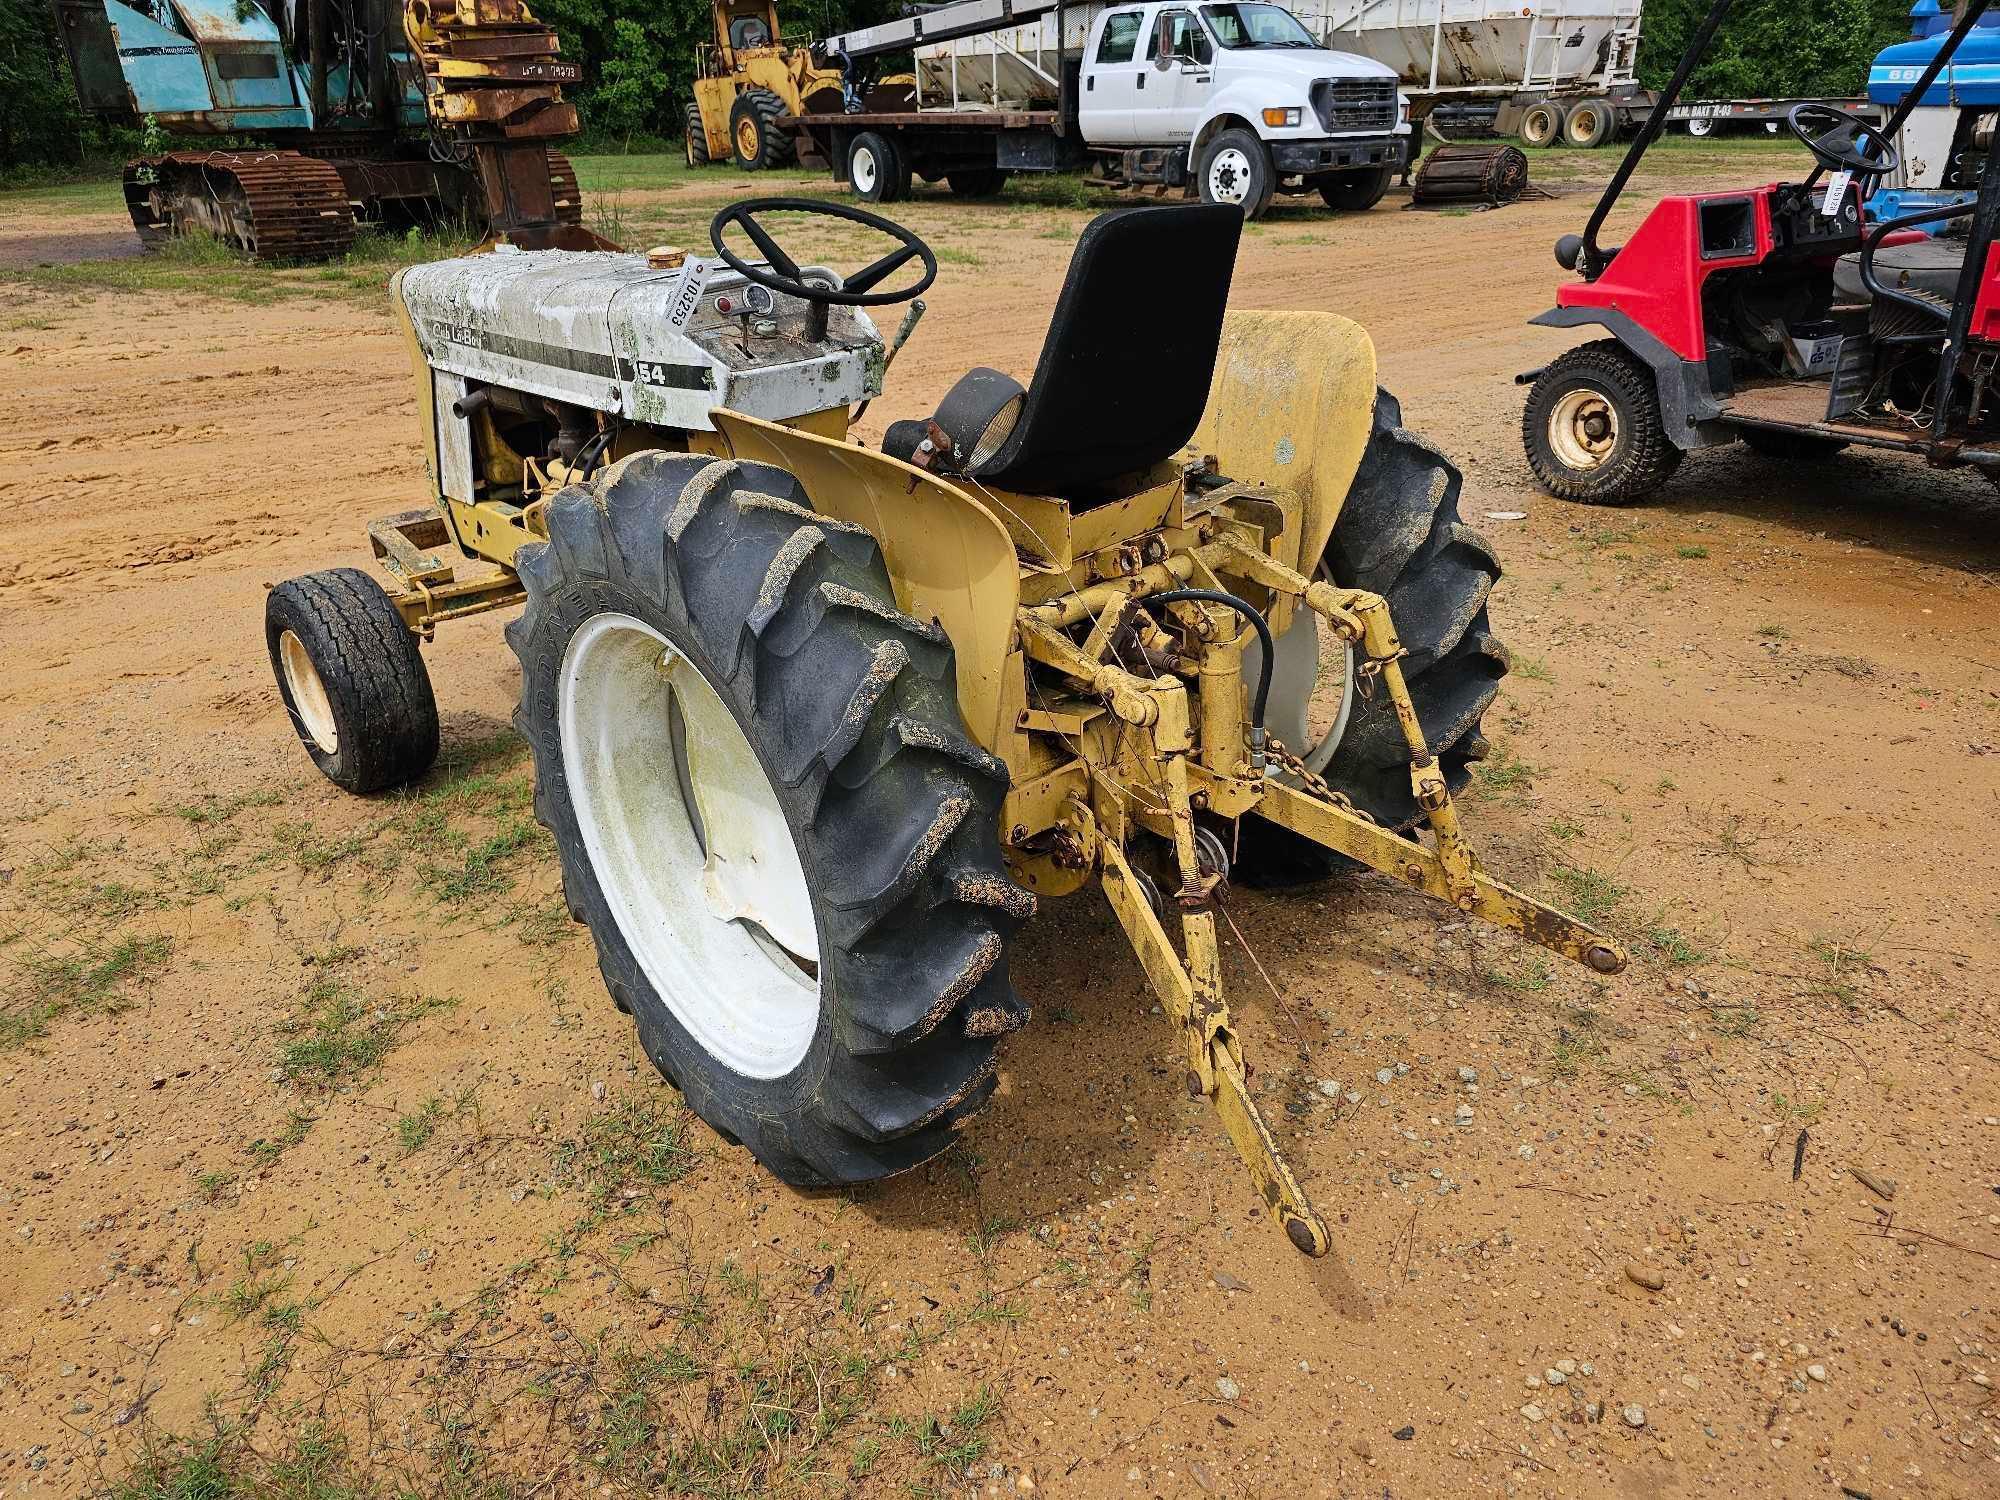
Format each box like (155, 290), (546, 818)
(0, 0), (1943, 172)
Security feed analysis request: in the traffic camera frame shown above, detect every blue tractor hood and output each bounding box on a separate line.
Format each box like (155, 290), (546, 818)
(1872, 14), (2000, 107)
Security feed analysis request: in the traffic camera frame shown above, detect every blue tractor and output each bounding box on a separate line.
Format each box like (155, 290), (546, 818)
(49, 0), (597, 259)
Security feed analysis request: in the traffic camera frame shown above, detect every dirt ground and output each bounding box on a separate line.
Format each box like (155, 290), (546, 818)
(2, 146), (1998, 1499)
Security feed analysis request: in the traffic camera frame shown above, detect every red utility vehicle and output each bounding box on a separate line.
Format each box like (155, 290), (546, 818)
(1520, 0), (2000, 503)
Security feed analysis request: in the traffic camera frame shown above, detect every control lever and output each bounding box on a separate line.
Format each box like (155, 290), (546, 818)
(851, 298), (926, 425)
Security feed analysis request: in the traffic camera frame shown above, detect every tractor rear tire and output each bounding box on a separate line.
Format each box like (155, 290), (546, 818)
(266, 568), (439, 794)
(1521, 101), (1565, 148)
(507, 453), (1034, 1185)
(731, 88), (794, 170)
(1740, 427), (1848, 461)
(1318, 165), (1394, 211)
(1236, 389), (1509, 883)
(1523, 339), (1682, 504)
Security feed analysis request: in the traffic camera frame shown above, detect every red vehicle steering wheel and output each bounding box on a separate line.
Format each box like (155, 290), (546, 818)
(1787, 103), (1899, 176)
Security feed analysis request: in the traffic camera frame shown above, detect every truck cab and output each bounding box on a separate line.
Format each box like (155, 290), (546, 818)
(1080, 0), (1407, 214)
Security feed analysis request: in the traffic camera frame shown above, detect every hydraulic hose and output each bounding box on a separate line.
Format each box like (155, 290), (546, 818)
(1144, 589), (1275, 731)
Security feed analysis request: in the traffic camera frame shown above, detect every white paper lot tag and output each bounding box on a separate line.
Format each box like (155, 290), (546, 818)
(1822, 170), (1853, 215)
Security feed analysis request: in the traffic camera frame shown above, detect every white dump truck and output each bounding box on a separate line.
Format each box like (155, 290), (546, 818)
(793, 0), (1412, 216)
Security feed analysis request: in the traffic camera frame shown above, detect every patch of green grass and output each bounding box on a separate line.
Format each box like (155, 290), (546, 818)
(103, 1420), (360, 1500)
(419, 819), (541, 904)
(169, 789), (283, 827)
(1470, 743), (1542, 804)
(276, 980), (452, 1088)
(246, 1110), (316, 1167)
(1643, 924), (1705, 966)
(1484, 955), (1554, 993)
(1546, 866), (1626, 926)
(1757, 622), (1790, 640)
(1546, 818), (1581, 841)
(1708, 1004), (1760, 1038)
(552, 1090), (696, 1213)
(934, 245), (984, 266)
(397, 1096), (447, 1155)
(1675, 544), (1709, 559)
(3, 933), (173, 1047)
(905, 1385), (1000, 1473)
(1513, 655), (1555, 683)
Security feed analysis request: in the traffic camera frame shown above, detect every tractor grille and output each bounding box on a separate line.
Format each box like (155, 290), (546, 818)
(1311, 78), (1397, 134)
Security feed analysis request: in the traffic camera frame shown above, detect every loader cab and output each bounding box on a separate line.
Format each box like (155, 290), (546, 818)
(715, 0), (783, 68)
(1522, 0), (2000, 503)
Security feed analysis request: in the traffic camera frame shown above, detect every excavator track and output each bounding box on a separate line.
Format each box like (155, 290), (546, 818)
(545, 150), (584, 227)
(124, 151), (356, 263)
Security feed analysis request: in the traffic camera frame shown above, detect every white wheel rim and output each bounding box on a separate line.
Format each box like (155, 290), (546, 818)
(558, 612), (820, 1080)
(1688, 118), (1712, 137)
(1251, 575), (1356, 774)
(1207, 147), (1256, 205)
(853, 147), (879, 194)
(279, 629), (338, 754)
(1548, 387), (1619, 471)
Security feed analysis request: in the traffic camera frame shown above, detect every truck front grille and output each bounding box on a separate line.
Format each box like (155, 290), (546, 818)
(1312, 78), (1397, 134)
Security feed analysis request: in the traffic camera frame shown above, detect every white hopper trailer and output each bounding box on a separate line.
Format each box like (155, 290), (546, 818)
(1293, 0), (1653, 145)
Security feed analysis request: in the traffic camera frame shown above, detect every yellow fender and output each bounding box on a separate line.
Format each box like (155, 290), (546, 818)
(1192, 311), (1379, 574)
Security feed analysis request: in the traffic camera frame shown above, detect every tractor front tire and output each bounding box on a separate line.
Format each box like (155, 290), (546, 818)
(1318, 165), (1394, 212)
(1523, 339), (1681, 504)
(266, 568), (439, 794)
(507, 453), (1034, 1185)
(731, 88), (794, 170)
(1236, 389), (1509, 883)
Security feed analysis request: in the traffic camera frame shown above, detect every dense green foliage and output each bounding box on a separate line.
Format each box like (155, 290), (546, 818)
(1636, 0), (1924, 99)
(0, 0), (1945, 171)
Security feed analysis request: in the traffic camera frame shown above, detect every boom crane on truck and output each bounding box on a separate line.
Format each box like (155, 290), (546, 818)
(48, 0), (607, 261)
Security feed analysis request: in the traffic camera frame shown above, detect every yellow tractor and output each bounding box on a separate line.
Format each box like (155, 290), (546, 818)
(266, 199), (1624, 1257)
(684, 0), (846, 170)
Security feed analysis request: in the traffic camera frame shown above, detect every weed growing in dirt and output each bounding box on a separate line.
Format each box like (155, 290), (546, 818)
(169, 789), (284, 827)
(1676, 544), (1709, 559)
(1547, 865), (1626, 925)
(1468, 743), (1541, 805)
(1643, 923), (1706, 966)
(1513, 655), (1555, 683)
(2, 932), (173, 1047)
(1691, 802), (1790, 869)
(1484, 955), (1554, 993)
(1757, 622), (1790, 639)
(247, 1110), (316, 1167)
(550, 1089), (697, 1215)
(276, 980), (454, 1087)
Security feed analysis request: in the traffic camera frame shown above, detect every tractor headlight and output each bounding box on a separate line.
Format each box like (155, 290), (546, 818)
(1262, 107), (1302, 129)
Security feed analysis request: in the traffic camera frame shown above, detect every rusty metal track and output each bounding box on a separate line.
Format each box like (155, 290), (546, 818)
(123, 151), (356, 263)
(545, 150), (584, 227)
(1411, 143), (1533, 208)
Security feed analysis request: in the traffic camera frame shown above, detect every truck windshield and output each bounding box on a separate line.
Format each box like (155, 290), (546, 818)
(1197, 4), (1318, 48)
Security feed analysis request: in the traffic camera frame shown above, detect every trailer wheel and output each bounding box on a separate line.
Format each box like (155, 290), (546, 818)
(946, 169), (1010, 198)
(266, 568), (439, 794)
(685, 99), (711, 168)
(1199, 129), (1275, 219)
(731, 88), (794, 170)
(1685, 116), (1715, 138)
(847, 132), (910, 202)
(1521, 101), (1566, 148)
(1523, 340), (1682, 504)
(1563, 99), (1614, 148)
(508, 453), (1034, 1185)
(1318, 165), (1393, 212)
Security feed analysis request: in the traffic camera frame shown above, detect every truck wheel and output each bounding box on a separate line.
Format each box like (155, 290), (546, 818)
(1520, 101), (1565, 148)
(730, 88), (794, 170)
(1199, 129), (1275, 219)
(507, 454), (1033, 1185)
(1563, 98), (1614, 147)
(847, 131), (909, 202)
(1523, 340), (1682, 504)
(1236, 388), (1508, 882)
(1318, 165), (1393, 212)
(947, 169), (1009, 198)
(685, 100), (710, 168)
(266, 567), (439, 794)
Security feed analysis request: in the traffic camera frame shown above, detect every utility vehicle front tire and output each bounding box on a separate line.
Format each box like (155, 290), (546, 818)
(265, 567), (439, 794)
(1523, 339), (1682, 504)
(731, 88), (794, 170)
(1236, 389), (1509, 884)
(508, 454), (1034, 1185)
(1318, 165), (1394, 212)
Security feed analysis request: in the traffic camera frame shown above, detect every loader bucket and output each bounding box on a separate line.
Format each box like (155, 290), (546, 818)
(1192, 311), (1379, 574)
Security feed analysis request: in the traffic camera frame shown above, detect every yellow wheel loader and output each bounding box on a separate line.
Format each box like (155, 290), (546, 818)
(266, 199), (1624, 1257)
(685, 0), (847, 170)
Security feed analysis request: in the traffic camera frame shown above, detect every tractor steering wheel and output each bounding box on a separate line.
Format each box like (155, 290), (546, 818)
(1787, 103), (1899, 176)
(709, 198), (936, 308)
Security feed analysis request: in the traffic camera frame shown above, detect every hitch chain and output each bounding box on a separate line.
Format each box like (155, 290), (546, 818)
(1265, 736), (1377, 826)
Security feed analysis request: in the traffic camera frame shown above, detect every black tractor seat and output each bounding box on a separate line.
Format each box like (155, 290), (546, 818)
(1834, 235), (1966, 304)
(884, 203), (1242, 504)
